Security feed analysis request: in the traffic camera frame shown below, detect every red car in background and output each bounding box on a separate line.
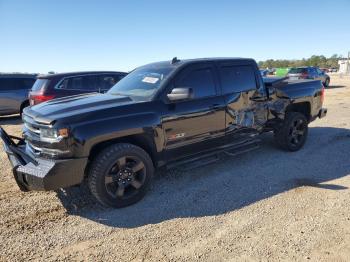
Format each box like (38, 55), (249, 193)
(29, 71), (127, 105)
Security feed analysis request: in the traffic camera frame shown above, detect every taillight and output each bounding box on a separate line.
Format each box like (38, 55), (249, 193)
(320, 85), (325, 104)
(30, 94), (55, 105)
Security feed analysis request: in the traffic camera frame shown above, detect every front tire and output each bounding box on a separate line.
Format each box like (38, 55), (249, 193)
(88, 143), (154, 208)
(274, 112), (308, 152)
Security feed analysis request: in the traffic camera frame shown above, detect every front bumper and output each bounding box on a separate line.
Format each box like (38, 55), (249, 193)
(0, 127), (88, 191)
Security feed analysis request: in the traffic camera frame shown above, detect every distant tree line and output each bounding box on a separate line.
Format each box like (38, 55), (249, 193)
(258, 54), (342, 69)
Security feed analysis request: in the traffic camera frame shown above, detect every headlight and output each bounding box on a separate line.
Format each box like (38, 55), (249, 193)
(40, 128), (69, 142)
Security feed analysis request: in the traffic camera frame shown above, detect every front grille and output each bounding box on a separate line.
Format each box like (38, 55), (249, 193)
(24, 122), (41, 135)
(27, 142), (42, 156)
(22, 114), (47, 138)
(22, 112), (71, 159)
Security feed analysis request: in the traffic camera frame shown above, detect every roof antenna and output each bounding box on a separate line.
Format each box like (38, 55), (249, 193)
(171, 57), (180, 64)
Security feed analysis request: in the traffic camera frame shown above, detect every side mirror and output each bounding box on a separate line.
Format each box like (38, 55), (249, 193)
(167, 87), (193, 102)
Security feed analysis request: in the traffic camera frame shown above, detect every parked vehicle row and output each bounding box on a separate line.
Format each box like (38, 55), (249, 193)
(287, 66), (330, 87)
(29, 71), (127, 105)
(260, 66), (330, 87)
(0, 57), (327, 208)
(0, 71), (127, 115)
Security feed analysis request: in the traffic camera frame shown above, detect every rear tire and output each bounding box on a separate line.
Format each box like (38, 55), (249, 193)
(274, 112), (308, 152)
(88, 143), (154, 208)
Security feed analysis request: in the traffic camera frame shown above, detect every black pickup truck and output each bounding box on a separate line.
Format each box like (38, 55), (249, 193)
(0, 58), (327, 208)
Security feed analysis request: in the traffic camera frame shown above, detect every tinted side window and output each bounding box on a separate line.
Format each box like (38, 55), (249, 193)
(0, 78), (34, 90)
(0, 79), (12, 90)
(81, 76), (99, 90)
(57, 76), (98, 91)
(71, 77), (84, 90)
(176, 68), (216, 98)
(0, 78), (17, 90)
(220, 66), (257, 94)
(22, 78), (36, 89)
(57, 78), (76, 90)
(98, 75), (122, 90)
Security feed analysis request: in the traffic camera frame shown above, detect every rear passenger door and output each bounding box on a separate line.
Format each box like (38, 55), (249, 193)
(162, 63), (226, 161)
(218, 62), (268, 143)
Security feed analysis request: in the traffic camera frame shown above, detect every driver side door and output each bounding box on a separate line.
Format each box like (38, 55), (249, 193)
(161, 63), (226, 162)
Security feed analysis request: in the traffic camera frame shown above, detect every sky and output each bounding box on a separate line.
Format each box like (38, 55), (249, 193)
(0, 0), (349, 73)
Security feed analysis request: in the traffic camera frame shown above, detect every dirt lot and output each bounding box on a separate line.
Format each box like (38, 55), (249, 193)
(1, 75), (350, 261)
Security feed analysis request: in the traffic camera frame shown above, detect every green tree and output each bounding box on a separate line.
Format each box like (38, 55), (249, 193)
(259, 55), (341, 69)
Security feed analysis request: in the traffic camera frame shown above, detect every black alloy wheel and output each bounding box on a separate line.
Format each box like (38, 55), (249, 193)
(104, 156), (146, 200)
(287, 118), (307, 149)
(274, 112), (308, 151)
(88, 143), (154, 208)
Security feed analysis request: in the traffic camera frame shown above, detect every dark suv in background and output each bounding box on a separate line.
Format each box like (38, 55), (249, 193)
(287, 66), (330, 87)
(29, 71), (127, 105)
(0, 74), (37, 116)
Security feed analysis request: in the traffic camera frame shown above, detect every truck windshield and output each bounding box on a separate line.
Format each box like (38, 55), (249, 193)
(108, 66), (173, 101)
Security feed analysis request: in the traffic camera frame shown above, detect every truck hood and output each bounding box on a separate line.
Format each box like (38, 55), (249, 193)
(24, 93), (134, 125)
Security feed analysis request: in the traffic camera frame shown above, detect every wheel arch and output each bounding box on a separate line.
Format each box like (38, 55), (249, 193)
(285, 102), (311, 122)
(20, 100), (30, 115)
(88, 133), (159, 167)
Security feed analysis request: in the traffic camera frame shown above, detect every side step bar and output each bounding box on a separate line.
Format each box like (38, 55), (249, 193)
(167, 139), (261, 171)
(224, 139), (260, 157)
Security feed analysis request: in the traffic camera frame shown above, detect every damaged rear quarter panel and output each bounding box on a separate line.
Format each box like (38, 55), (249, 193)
(267, 80), (323, 121)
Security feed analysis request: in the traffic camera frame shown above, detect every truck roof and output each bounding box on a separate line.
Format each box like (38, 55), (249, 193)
(141, 57), (257, 69)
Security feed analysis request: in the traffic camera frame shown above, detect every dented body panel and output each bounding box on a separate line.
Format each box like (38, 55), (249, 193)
(266, 79), (324, 123)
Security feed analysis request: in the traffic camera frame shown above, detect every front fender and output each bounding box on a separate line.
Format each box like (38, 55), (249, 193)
(70, 112), (162, 157)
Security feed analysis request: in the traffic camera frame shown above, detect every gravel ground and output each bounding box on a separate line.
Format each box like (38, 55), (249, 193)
(0, 74), (350, 261)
